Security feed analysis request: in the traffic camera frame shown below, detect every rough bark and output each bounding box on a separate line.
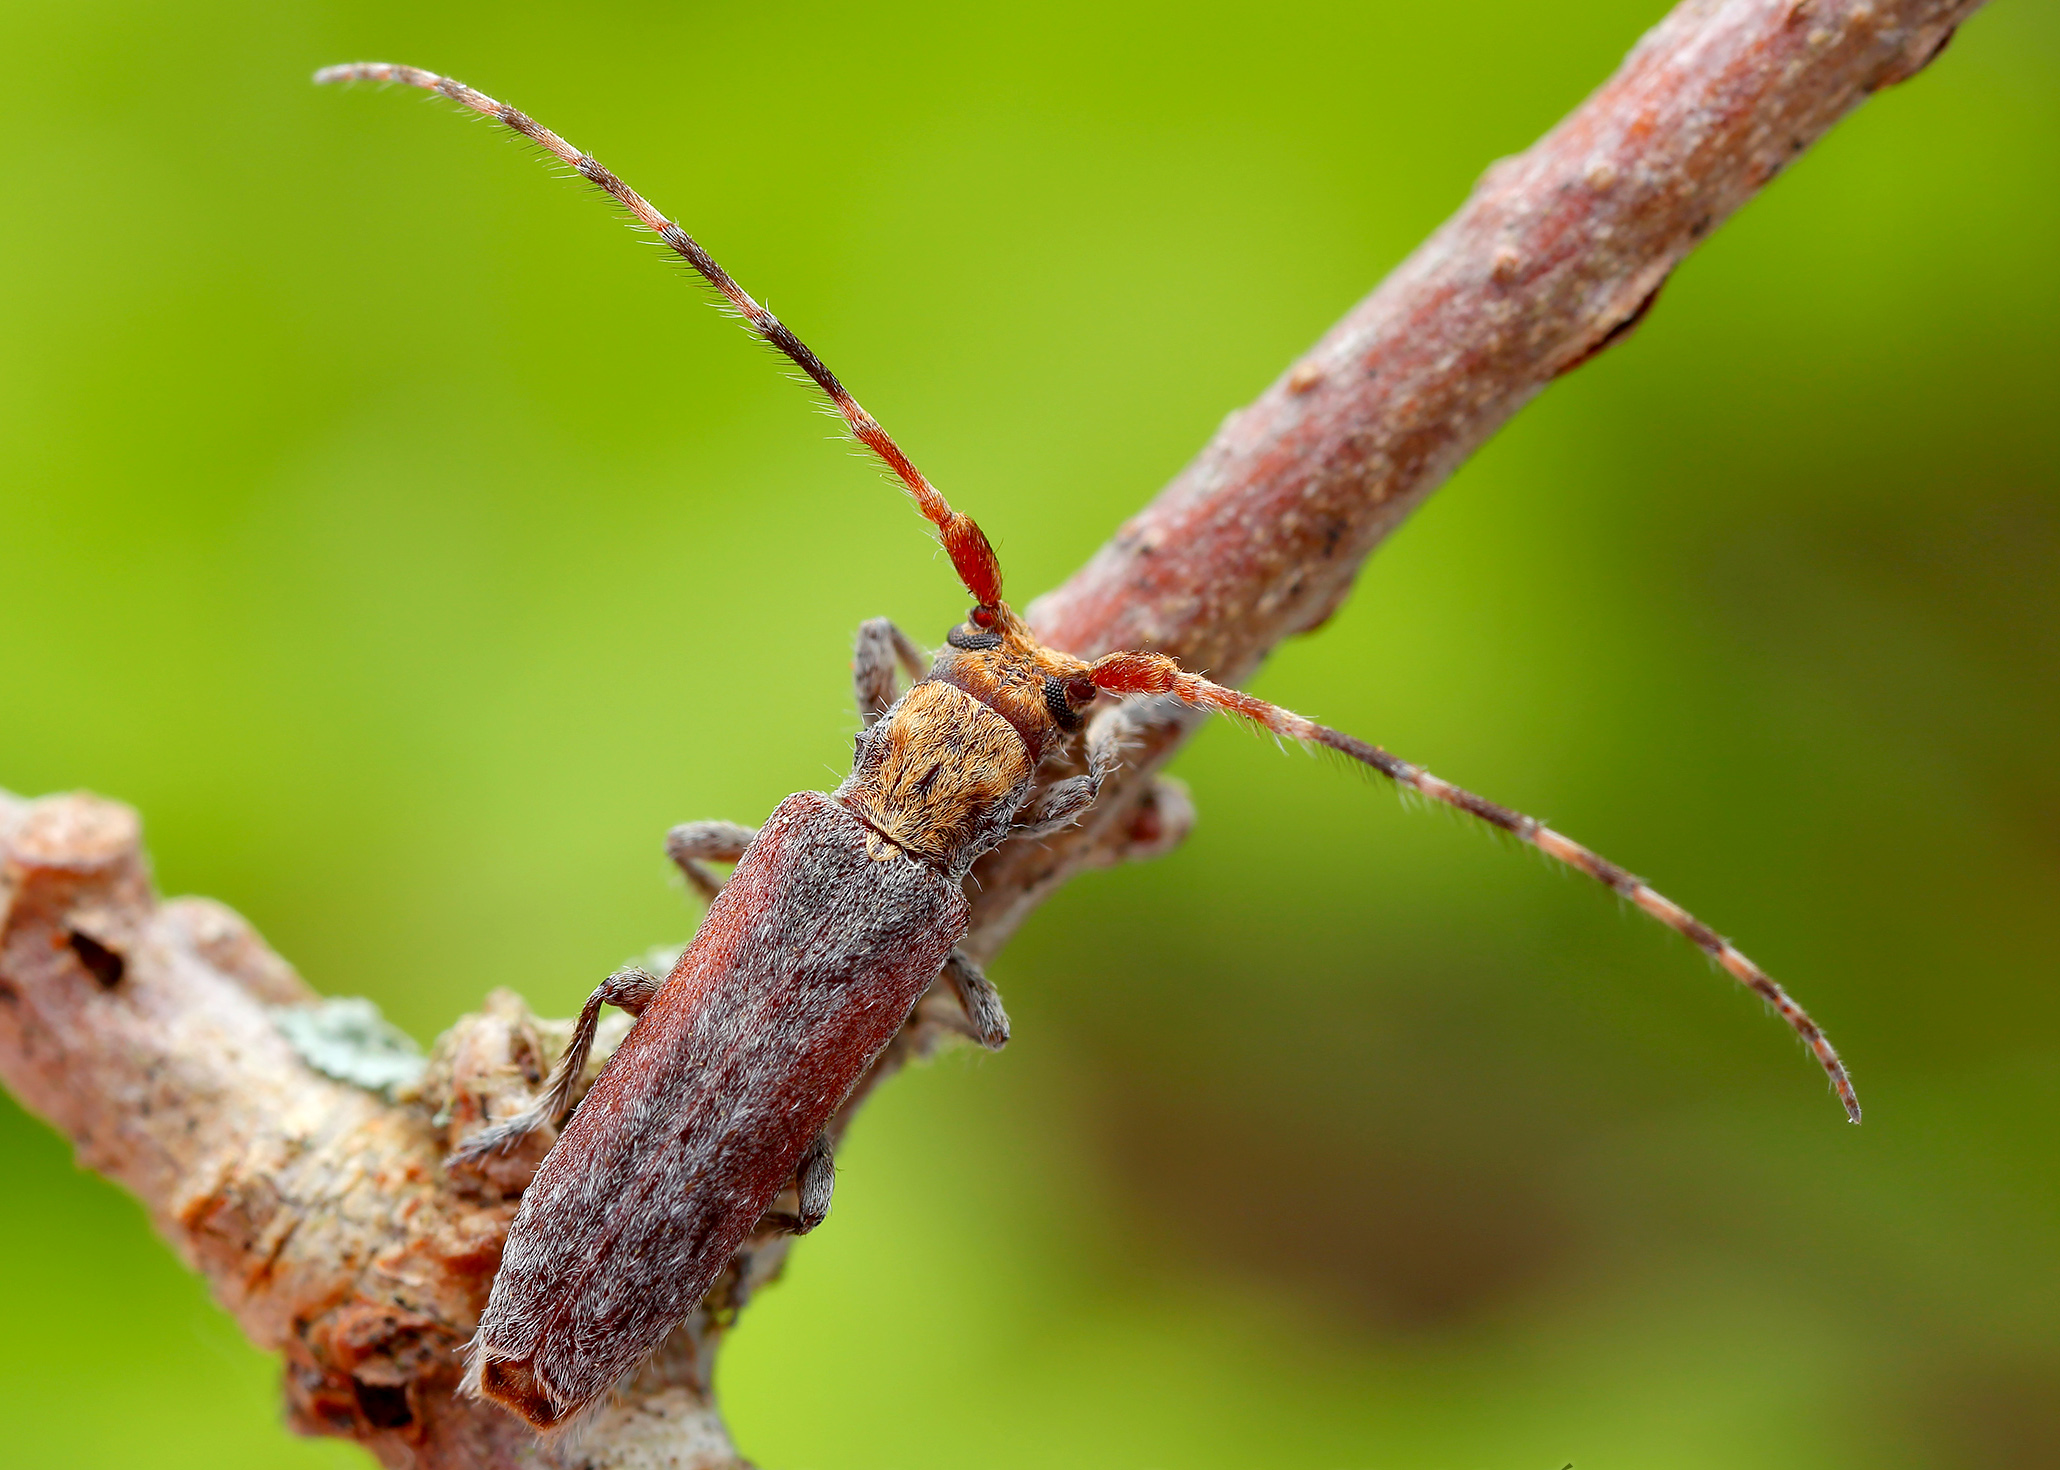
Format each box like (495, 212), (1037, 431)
(0, 1), (1980, 1465)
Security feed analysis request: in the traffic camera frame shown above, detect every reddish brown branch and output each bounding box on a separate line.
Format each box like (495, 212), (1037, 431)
(0, 2), (1978, 1465)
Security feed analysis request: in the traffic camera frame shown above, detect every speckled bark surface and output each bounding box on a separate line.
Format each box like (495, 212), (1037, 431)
(0, 2), (1983, 1464)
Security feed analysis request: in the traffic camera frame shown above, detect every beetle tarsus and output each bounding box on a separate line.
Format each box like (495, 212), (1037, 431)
(794, 1132), (834, 1232)
(1007, 771), (1101, 841)
(756, 1132), (836, 1236)
(940, 949), (1010, 1049)
(1007, 711), (1128, 842)
(665, 820), (758, 903)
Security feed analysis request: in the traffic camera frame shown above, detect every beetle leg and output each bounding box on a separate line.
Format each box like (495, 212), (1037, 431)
(794, 1133), (835, 1232)
(448, 965), (662, 1168)
(854, 616), (927, 727)
(1008, 771), (1102, 841)
(757, 1132), (836, 1236)
(940, 949), (1010, 1049)
(664, 820), (758, 903)
(1009, 710), (1128, 842)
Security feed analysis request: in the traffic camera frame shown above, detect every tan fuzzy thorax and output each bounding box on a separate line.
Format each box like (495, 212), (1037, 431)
(836, 680), (1035, 874)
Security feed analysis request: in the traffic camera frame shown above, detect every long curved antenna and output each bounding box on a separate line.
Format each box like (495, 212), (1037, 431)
(314, 63), (1006, 607)
(1088, 650), (1862, 1123)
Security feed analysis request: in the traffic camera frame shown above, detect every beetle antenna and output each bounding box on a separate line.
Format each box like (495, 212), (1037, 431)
(313, 62), (1006, 607)
(1088, 650), (1862, 1124)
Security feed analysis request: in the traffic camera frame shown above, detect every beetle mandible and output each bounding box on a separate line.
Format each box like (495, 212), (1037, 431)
(315, 62), (1862, 1434)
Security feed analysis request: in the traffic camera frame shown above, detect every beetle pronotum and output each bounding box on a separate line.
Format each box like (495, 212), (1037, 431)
(316, 61), (1861, 1434)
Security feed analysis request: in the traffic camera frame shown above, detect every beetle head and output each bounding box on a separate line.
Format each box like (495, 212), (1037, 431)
(926, 600), (1099, 767)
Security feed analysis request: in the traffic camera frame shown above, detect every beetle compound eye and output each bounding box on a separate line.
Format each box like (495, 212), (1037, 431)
(949, 605), (1005, 650)
(1042, 676), (1086, 732)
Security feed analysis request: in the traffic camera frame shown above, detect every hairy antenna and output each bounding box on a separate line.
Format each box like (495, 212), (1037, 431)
(1088, 651), (1862, 1123)
(314, 62), (1006, 607)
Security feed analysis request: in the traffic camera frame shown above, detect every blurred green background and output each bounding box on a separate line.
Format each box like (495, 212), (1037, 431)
(3, 1), (2055, 1466)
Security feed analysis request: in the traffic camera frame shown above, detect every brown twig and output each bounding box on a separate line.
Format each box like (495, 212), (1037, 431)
(0, 2), (1978, 1465)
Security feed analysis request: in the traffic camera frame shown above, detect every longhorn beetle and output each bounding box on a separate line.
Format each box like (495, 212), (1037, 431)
(316, 62), (1862, 1434)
